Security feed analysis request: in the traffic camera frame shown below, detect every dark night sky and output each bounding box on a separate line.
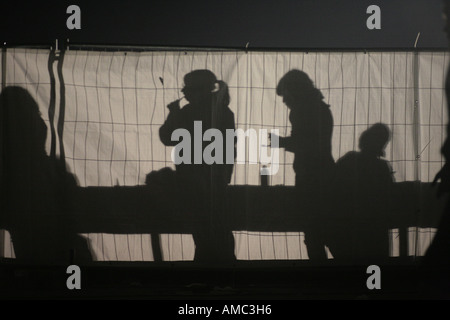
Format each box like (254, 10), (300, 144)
(1, 0), (448, 49)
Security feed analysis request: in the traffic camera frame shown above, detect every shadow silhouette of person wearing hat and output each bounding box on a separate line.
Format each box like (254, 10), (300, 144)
(159, 70), (236, 264)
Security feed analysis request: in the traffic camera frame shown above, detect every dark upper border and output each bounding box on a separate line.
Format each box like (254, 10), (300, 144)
(1, 0), (448, 50)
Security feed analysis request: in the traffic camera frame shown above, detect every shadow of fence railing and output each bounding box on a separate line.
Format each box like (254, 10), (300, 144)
(68, 181), (447, 262)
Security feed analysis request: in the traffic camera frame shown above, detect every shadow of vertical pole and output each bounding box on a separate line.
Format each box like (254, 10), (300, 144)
(412, 49), (421, 259)
(399, 227), (408, 258)
(0, 46), (6, 258)
(1, 47), (5, 91)
(151, 233), (163, 262)
(56, 49), (66, 169)
(47, 48), (57, 160)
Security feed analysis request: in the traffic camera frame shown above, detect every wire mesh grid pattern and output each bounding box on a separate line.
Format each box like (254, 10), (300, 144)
(1, 48), (447, 261)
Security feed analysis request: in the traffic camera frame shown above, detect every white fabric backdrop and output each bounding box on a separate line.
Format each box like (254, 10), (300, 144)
(1, 48), (448, 261)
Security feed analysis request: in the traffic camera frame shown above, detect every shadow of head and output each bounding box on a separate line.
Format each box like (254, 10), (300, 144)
(0, 86), (48, 156)
(181, 69), (218, 104)
(276, 69), (324, 108)
(359, 123), (391, 158)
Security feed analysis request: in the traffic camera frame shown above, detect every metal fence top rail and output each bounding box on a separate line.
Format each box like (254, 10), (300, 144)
(2, 42), (449, 53)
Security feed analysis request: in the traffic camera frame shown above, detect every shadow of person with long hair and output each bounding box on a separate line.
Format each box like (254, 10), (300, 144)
(420, 0), (450, 298)
(159, 70), (236, 264)
(0, 86), (92, 265)
(326, 123), (394, 264)
(270, 69), (335, 262)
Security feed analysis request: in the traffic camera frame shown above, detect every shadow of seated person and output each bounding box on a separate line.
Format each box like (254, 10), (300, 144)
(0, 86), (92, 265)
(326, 123), (395, 263)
